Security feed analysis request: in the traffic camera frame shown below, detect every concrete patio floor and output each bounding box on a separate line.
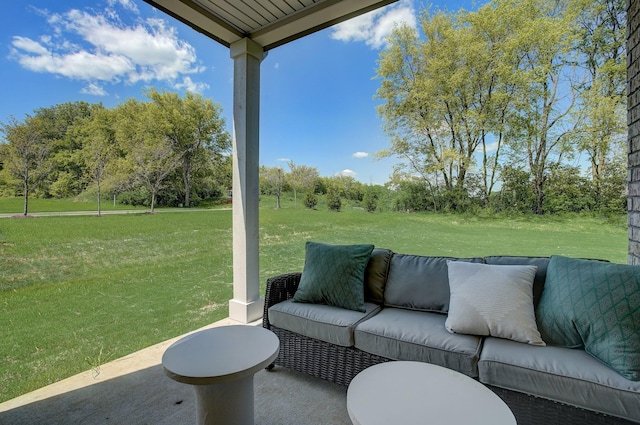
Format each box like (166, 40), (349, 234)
(0, 318), (351, 425)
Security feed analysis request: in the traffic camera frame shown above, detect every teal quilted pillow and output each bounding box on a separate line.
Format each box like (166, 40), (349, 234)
(293, 242), (375, 312)
(536, 256), (640, 380)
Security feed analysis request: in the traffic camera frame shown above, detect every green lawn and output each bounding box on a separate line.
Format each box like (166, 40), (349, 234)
(0, 196), (149, 214)
(0, 203), (629, 402)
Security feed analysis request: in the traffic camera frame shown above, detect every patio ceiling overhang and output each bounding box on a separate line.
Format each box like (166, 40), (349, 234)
(142, 0), (398, 324)
(142, 0), (398, 51)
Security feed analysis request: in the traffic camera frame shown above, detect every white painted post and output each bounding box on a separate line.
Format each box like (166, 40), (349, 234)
(228, 38), (266, 323)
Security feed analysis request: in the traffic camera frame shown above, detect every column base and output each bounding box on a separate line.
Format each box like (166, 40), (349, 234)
(229, 298), (265, 323)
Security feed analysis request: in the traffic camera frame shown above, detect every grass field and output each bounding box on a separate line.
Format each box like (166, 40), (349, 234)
(0, 197), (629, 402)
(0, 196), (148, 214)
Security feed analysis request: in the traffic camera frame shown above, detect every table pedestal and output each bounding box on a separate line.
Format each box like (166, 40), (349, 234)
(194, 375), (254, 425)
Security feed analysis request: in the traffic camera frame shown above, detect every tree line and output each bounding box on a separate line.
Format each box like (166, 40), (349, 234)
(0, 88), (232, 215)
(0, 0), (628, 217)
(375, 0), (626, 215)
(259, 162), (626, 215)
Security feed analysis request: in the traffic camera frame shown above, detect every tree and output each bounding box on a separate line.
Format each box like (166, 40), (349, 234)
(376, 4), (517, 209)
(145, 88), (231, 207)
(115, 99), (181, 213)
(260, 166), (285, 209)
(80, 106), (117, 216)
(502, 0), (580, 215)
(34, 101), (94, 198)
(571, 0), (626, 205)
(287, 161), (319, 208)
(0, 116), (53, 215)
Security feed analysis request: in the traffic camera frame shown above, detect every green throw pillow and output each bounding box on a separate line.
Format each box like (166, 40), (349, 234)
(293, 242), (375, 312)
(536, 256), (640, 381)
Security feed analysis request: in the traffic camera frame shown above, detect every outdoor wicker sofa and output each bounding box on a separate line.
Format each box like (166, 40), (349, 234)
(263, 244), (640, 425)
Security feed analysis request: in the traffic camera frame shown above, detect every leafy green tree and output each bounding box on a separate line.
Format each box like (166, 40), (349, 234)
(501, 0), (580, 214)
(571, 0), (626, 201)
(376, 5), (516, 208)
(322, 175), (364, 202)
(80, 106), (117, 215)
(0, 116), (53, 215)
(287, 161), (319, 208)
(145, 88), (231, 207)
(260, 166), (285, 209)
(115, 99), (181, 213)
(33, 101), (94, 197)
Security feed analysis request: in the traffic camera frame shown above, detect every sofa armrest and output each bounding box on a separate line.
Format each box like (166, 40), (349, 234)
(263, 272), (302, 329)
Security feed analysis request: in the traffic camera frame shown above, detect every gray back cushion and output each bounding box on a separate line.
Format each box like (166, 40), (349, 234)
(364, 248), (393, 304)
(483, 256), (549, 307)
(383, 254), (483, 313)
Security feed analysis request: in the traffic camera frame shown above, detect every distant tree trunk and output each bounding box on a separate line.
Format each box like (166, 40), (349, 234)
(150, 191), (157, 214)
(97, 180), (102, 217)
(276, 168), (282, 209)
(23, 180), (29, 216)
(182, 156), (192, 207)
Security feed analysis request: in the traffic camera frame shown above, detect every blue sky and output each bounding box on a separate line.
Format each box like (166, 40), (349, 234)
(0, 0), (480, 185)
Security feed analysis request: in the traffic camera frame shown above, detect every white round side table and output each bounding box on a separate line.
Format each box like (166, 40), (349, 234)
(162, 325), (279, 425)
(347, 361), (516, 425)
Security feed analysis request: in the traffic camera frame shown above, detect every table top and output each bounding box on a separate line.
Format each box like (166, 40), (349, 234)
(162, 325), (280, 385)
(347, 361), (516, 425)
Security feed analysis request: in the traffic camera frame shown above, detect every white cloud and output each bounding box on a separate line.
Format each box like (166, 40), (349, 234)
(81, 83), (108, 96)
(174, 76), (209, 93)
(330, 0), (417, 49)
(337, 169), (357, 178)
(353, 151), (369, 158)
(10, 36), (49, 55)
(277, 158), (291, 162)
(9, 5), (206, 93)
(107, 0), (139, 13)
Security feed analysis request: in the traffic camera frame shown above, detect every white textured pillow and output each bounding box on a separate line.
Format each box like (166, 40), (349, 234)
(445, 261), (545, 346)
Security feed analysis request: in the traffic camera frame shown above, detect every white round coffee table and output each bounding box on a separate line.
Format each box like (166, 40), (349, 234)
(162, 325), (279, 425)
(347, 361), (516, 425)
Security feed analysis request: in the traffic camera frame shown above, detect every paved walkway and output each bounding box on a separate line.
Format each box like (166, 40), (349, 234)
(0, 208), (229, 219)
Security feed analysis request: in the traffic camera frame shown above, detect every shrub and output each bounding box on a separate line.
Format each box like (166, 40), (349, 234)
(304, 191), (318, 209)
(326, 189), (341, 211)
(363, 190), (378, 213)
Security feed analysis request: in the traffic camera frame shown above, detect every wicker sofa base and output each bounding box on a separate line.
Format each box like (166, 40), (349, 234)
(267, 326), (636, 425)
(269, 326), (390, 386)
(487, 385), (635, 425)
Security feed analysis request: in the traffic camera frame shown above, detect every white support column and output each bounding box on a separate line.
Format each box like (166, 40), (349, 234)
(229, 38), (266, 323)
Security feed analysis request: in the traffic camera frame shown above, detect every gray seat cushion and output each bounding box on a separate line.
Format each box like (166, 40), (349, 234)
(268, 299), (382, 347)
(478, 337), (640, 423)
(353, 308), (483, 377)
